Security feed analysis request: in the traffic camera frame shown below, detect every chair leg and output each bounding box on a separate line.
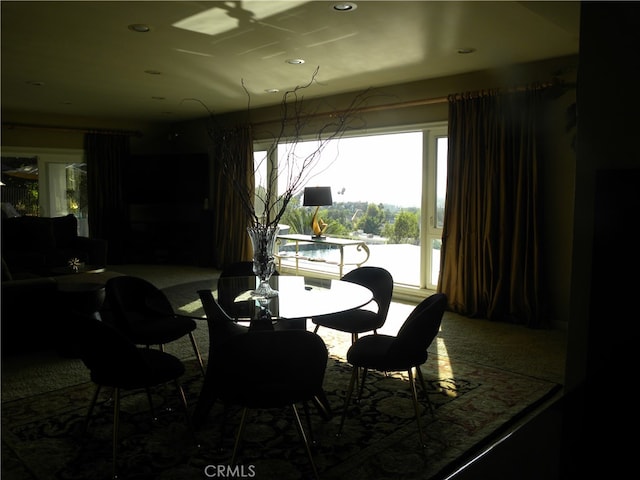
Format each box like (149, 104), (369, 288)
(356, 367), (369, 401)
(291, 404), (320, 480)
(408, 369), (427, 450)
(112, 387), (121, 480)
(218, 404), (233, 451)
(415, 365), (435, 414)
(312, 389), (333, 421)
(313, 324), (320, 334)
(175, 380), (197, 445)
(84, 384), (102, 434)
(231, 408), (249, 466)
(302, 401), (316, 445)
(146, 388), (157, 420)
(188, 332), (206, 376)
(338, 366), (359, 436)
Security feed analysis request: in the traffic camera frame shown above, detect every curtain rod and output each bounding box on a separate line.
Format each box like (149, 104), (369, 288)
(1, 122), (142, 137)
(250, 95), (448, 128)
(250, 79), (574, 128)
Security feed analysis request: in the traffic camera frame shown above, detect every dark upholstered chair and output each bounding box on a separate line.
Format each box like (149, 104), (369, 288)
(338, 293), (447, 449)
(312, 266), (394, 344)
(103, 275), (205, 376)
(209, 329), (329, 480)
(73, 316), (191, 479)
(192, 289), (250, 426)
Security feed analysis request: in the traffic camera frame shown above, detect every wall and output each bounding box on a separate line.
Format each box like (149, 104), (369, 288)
(1, 55), (578, 328)
(565, 2), (640, 391)
(558, 4), (640, 476)
(174, 55), (578, 328)
(0, 111), (176, 155)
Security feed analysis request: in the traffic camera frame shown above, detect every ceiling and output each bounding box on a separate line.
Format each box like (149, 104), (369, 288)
(1, 1), (580, 124)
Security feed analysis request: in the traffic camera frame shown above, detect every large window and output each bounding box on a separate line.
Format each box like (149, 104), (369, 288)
(1, 148), (88, 235)
(255, 123), (447, 294)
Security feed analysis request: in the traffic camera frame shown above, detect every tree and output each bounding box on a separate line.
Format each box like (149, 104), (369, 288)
(391, 210), (419, 243)
(357, 203), (386, 235)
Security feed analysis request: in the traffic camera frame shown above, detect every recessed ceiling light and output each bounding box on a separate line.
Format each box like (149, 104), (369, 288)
(457, 48), (476, 54)
(332, 3), (357, 11)
(285, 58), (305, 65)
(265, 88), (280, 94)
(128, 24), (150, 33)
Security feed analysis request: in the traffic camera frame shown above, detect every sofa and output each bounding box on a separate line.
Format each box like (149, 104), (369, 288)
(1, 214), (109, 355)
(1, 273), (61, 355)
(1, 214), (107, 277)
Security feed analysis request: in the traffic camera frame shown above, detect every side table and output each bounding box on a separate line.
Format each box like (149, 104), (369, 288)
(57, 282), (106, 319)
(275, 234), (371, 276)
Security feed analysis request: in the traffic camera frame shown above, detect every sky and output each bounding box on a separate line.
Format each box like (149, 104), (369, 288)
(273, 131), (424, 208)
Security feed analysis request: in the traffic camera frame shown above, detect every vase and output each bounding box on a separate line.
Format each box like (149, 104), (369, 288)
(247, 225), (280, 298)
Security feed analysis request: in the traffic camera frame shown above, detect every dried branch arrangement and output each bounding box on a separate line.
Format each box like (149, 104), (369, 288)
(196, 67), (373, 229)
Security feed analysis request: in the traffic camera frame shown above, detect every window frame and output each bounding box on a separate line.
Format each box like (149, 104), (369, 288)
(254, 121), (447, 299)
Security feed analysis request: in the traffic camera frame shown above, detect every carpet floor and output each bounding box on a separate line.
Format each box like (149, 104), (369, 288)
(2, 354), (559, 480)
(1, 264), (566, 480)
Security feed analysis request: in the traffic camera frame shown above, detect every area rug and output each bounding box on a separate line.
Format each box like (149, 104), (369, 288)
(1, 349), (559, 480)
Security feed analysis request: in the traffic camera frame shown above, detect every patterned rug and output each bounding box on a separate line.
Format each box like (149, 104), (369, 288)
(1, 350), (559, 480)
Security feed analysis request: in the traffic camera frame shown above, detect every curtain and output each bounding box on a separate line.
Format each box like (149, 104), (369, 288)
(85, 133), (130, 264)
(438, 87), (546, 327)
(210, 125), (254, 268)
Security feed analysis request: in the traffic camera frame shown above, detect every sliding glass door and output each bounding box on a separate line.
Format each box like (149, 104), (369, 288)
(254, 123), (447, 293)
(1, 148), (88, 235)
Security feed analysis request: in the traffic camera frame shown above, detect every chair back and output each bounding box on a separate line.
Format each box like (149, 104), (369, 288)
(70, 316), (156, 385)
(104, 276), (174, 331)
(210, 330), (328, 409)
(197, 289), (248, 350)
(342, 266), (394, 326)
(387, 293), (447, 367)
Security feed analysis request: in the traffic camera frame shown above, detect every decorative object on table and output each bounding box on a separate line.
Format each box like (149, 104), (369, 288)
(67, 257), (84, 273)
(194, 67), (371, 296)
(303, 186), (333, 239)
(246, 224), (280, 298)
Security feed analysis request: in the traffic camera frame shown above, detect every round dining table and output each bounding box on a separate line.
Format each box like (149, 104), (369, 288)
(215, 274), (374, 326)
(191, 274), (374, 425)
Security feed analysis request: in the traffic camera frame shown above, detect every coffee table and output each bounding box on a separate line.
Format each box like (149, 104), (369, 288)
(50, 264), (106, 276)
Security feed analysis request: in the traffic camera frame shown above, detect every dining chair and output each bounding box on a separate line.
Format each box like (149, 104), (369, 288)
(338, 293), (447, 449)
(312, 266), (394, 344)
(209, 329), (329, 480)
(103, 275), (205, 376)
(192, 289), (250, 426)
(72, 315), (192, 479)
